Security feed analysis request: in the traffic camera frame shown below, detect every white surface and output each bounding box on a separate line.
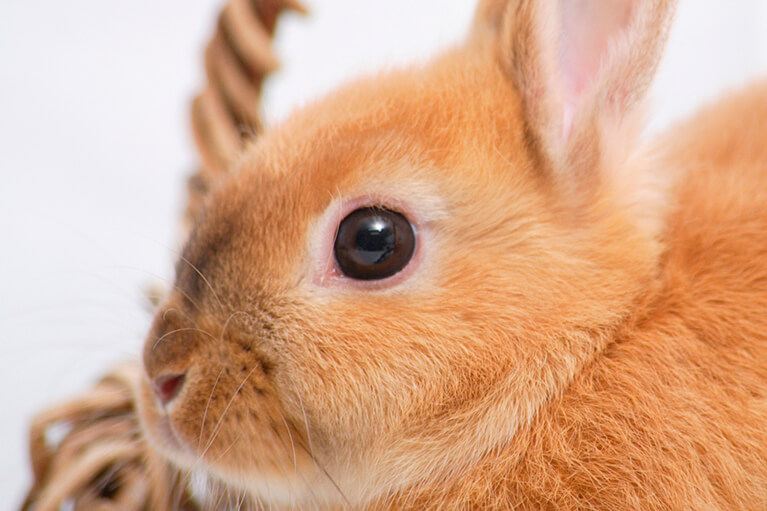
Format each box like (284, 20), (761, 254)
(1, 0), (765, 507)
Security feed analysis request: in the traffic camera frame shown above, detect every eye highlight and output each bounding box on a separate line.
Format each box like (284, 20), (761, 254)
(333, 207), (416, 280)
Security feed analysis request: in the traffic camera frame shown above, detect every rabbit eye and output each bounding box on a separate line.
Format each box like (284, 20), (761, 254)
(334, 207), (416, 280)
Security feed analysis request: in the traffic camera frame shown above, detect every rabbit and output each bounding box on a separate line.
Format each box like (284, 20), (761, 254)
(137, 0), (767, 509)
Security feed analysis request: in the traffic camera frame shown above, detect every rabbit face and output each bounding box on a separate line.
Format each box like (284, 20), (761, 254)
(138, 48), (658, 507)
(139, 0), (675, 505)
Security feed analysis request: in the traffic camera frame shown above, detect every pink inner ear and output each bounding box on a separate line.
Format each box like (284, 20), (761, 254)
(558, 1), (634, 139)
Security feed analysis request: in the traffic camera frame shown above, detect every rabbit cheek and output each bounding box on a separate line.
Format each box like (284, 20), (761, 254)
(169, 368), (316, 486)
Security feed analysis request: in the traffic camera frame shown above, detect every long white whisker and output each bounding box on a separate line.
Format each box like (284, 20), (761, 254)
(296, 441), (352, 509)
(197, 365), (260, 464)
(152, 326), (217, 350)
(210, 431), (242, 465)
(280, 413), (298, 475)
(271, 409), (326, 511)
(296, 392), (314, 461)
(178, 254), (225, 309)
(219, 310), (250, 342)
(199, 366), (226, 451)
(267, 421), (306, 510)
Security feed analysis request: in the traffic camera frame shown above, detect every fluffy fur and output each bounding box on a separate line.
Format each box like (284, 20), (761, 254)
(137, 1), (767, 509)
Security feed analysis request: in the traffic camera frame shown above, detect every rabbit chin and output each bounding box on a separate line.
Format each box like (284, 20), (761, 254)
(136, 373), (347, 507)
(183, 467), (334, 510)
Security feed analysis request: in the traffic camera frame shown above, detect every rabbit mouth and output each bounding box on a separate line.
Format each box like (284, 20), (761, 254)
(136, 375), (203, 472)
(136, 365), (343, 506)
(155, 414), (185, 452)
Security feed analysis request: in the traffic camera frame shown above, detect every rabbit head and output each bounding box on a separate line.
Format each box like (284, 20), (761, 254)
(138, 0), (677, 507)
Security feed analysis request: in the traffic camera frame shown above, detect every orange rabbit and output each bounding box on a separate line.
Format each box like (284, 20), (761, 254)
(138, 0), (767, 508)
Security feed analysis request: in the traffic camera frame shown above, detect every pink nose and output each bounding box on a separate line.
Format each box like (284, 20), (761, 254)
(152, 373), (186, 406)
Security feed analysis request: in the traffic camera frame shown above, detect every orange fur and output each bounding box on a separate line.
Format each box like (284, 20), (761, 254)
(138, 1), (767, 508)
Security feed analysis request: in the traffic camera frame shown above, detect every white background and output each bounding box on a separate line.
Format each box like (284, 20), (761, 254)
(1, 1), (766, 506)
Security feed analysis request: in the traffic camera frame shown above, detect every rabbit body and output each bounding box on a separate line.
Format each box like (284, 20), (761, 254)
(137, 1), (767, 509)
(375, 82), (767, 511)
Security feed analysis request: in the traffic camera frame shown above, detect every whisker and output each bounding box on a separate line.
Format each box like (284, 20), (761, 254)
(161, 306), (197, 326)
(279, 412), (298, 475)
(178, 254), (225, 309)
(169, 284), (205, 314)
(197, 365), (260, 464)
(219, 310), (251, 342)
(296, 392), (316, 468)
(267, 421), (306, 509)
(293, 388), (350, 509)
(296, 441), (352, 509)
(210, 431), (242, 465)
(199, 367), (226, 451)
(152, 326), (218, 350)
(98, 264), (204, 313)
(269, 414), (325, 511)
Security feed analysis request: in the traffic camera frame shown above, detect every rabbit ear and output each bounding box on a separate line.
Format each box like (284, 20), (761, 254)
(474, 0), (677, 193)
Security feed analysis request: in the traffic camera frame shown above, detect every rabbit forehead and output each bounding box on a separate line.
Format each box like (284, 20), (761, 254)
(237, 40), (534, 190)
(184, 50), (534, 279)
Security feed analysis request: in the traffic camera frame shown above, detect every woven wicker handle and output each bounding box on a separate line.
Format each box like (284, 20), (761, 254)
(185, 0), (306, 233)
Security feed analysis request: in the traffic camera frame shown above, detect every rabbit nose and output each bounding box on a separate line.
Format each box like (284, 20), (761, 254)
(152, 373), (186, 406)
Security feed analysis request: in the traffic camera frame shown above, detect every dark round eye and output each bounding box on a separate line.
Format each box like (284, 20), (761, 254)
(334, 207), (416, 280)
